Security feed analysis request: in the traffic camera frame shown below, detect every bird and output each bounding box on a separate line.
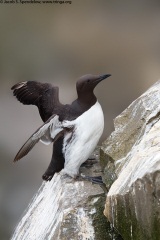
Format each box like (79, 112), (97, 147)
(11, 74), (111, 183)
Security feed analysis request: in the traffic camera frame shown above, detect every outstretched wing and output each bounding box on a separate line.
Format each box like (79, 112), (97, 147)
(11, 81), (63, 122)
(14, 114), (64, 162)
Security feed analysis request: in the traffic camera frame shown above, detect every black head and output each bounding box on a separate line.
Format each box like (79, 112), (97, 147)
(76, 74), (111, 95)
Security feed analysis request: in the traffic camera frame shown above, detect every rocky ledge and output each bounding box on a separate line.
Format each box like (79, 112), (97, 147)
(11, 149), (122, 240)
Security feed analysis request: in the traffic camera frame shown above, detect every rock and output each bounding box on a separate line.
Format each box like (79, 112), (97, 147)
(11, 149), (122, 240)
(101, 80), (160, 240)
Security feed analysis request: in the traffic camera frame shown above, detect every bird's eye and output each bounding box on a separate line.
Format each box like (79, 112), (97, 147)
(87, 80), (90, 83)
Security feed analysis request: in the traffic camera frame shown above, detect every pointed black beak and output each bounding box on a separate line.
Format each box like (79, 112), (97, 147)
(99, 74), (111, 81)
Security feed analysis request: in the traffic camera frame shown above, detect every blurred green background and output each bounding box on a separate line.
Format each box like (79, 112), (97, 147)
(1, 0), (160, 239)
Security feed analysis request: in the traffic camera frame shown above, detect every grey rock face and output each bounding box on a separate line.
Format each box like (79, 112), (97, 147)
(11, 150), (121, 240)
(101, 81), (160, 240)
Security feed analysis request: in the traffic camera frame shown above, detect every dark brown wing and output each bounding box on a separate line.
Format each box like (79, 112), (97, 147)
(11, 81), (63, 122)
(14, 114), (63, 162)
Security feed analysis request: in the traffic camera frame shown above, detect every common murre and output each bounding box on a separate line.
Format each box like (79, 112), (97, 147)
(11, 74), (111, 183)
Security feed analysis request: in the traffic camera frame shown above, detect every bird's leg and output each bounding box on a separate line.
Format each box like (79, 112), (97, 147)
(80, 155), (98, 168)
(80, 159), (97, 167)
(42, 136), (65, 181)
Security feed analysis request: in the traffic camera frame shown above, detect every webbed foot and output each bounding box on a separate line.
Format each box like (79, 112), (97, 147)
(42, 171), (55, 181)
(80, 175), (103, 184)
(78, 174), (108, 193)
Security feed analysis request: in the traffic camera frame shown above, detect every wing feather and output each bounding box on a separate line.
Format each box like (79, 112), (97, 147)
(11, 81), (62, 122)
(14, 114), (63, 162)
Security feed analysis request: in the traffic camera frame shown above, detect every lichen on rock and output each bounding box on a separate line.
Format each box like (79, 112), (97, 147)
(101, 80), (160, 240)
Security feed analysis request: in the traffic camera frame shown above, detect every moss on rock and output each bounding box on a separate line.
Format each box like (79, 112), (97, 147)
(88, 194), (123, 240)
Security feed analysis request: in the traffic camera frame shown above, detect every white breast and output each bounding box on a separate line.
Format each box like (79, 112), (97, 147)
(62, 101), (104, 178)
